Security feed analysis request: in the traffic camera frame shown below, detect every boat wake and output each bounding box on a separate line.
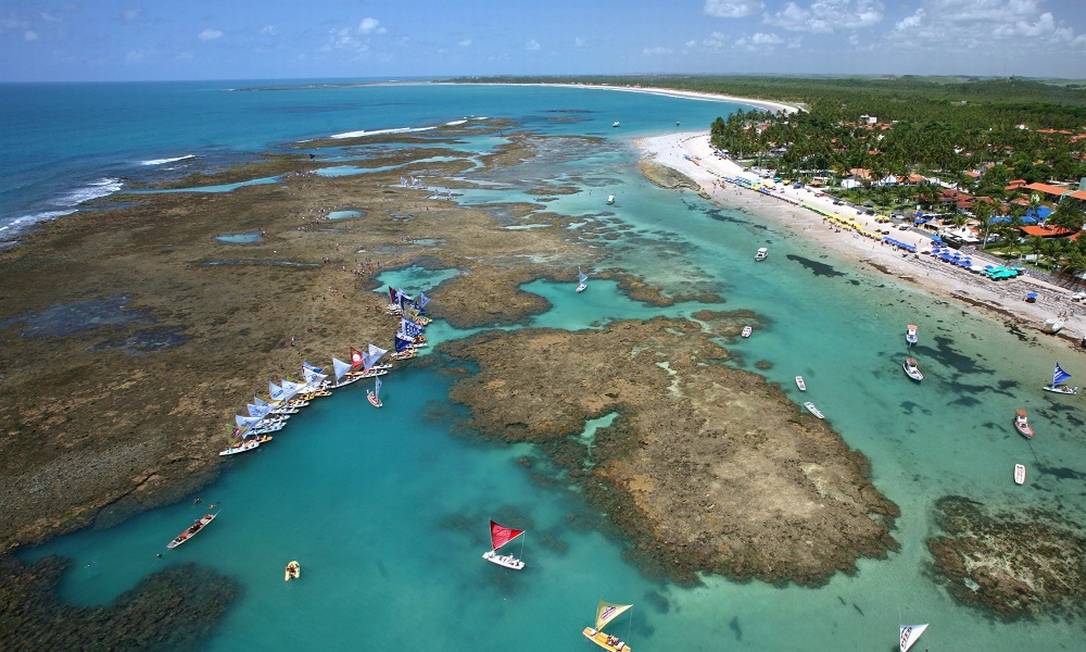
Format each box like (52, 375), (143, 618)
(141, 154), (197, 166)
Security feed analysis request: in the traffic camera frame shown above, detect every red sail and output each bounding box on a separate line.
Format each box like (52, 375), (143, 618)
(388, 287), (397, 304)
(350, 346), (364, 369)
(489, 520), (524, 551)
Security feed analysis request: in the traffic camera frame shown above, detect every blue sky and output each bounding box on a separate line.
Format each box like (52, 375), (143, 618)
(2, 0), (1086, 81)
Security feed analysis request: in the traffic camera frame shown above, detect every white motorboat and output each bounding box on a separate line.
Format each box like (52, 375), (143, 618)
(1013, 408), (1034, 440)
(612, 121), (621, 128)
(607, 194), (615, 205)
(482, 520), (526, 570)
(1014, 463), (1026, 485)
(803, 401), (824, 419)
(905, 324), (918, 347)
(902, 357), (924, 382)
(795, 376), (806, 391)
(740, 325), (753, 338)
(1043, 318), (1064, 334)
(219, 438), (262, 457)
(754, 247), (768, 261)
(1042, 362), (1078, 395)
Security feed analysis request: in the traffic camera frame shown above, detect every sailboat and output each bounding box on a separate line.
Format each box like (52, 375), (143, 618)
(582, 600), (633, 652)
(577, 267), (589, 293)
(905, 324), (919, 347)
(391, 333), (418, 360)
(367, 377), (383, 408)
(1042, 362), (1078, 395)
(330, 356), (361, 388)
(899, 624), (928, 652)
(386, 286), (404, 315)
(481, 519), (525, 570)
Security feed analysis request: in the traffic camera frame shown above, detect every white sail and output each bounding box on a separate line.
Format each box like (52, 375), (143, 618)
(246, 403), (263, 418)
(368, 343), (388, 362)
(899, 624), (928, 652)
(279, 379), (306, 400)
(578, 268), (589, 284)
(332, 357), (351, 382)
(595, 601), (633, 631)
(375, 376), (382, 400)
(236, 414), (263, 428)
(302, 367), (327, 388)
(254, 396), (269, 408)
(269, 381), (285, 401)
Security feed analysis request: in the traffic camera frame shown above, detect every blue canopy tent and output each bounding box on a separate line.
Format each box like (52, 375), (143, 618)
(989, 206), (1052, 225)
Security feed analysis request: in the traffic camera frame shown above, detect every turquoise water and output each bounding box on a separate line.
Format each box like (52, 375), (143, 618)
(16, 84), (1086, 651)
(132, 176), (281, 194)
(326, 210), (364, 221)
(215, 231), (263, 244)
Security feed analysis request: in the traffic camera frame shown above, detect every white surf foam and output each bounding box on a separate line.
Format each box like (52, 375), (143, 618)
(0, 210), (78, 235)
(445, 119), (468, 126)
(140, 154), (197, 166)
(55, 177), (124, 206)
(329, 126), (437, 140)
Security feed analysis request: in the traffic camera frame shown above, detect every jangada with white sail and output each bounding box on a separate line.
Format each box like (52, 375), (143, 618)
(367, 376), (383, 408)
(481, 520), (525, 570)
(1042, 362), (1078, 395)
(582, 600), (633, 652)
(899, 623), (928, 652)
(577, 267), (589, 293)
(330, 356), (361, 388)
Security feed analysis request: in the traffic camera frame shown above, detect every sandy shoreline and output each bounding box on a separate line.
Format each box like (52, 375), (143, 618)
(435, 81), (801, 115)
(637, 131), (1086, 349)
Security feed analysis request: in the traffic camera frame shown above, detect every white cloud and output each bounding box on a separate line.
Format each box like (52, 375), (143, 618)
(0, 16), (30, 31)
(323, 26), (369, 52)
(458, 38), (472, 47)
(24, 29), (38, 41)
(358, 17), (385, 35)
(734, 31), (784, 50)
(261, 25), (278, 36)
(703, 0), (763, 18)
(685, 39), (698, 48)
(642, 46), (674, 55)
(892, 1), (1084, 48)
(198, 28), (223, 41)
(766, 0), (884, 33)
(525, 38), (541, 51)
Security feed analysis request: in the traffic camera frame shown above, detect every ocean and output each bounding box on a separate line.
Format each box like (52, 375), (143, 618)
(12, 81), (1086, 650)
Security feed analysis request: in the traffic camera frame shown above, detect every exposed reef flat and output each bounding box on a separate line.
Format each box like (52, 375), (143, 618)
(0, 555), (238, 649)
(443, 317), (899, 585)
(638, 158), (702, 193)
(928, 496), (1086, 621)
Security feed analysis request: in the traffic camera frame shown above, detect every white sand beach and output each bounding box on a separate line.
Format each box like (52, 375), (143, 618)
(440, 82), (801, 115)
(638, 131), (1086, 347)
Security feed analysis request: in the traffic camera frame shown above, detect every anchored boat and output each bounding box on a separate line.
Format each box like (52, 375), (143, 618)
(803, 401), (824, 419)
(582, 600), (633, 652)
(1014, 463), (1027, 485)
(1013, 408), (1034, 439)
(905, 324), (918, 347)
(1042, 362), (1078, 395)
(607, 194), (615, 205)
(284, 560), (301, 582)
(902, 357), (924, 382)
(367, 377), (383, 408)
(481, 519), (526, 570)
(754, 247), (768, 261)
(899, 624), (928, 652)
(741, 325), (753, 338)
(166, 513), (217, 549)
(577, 267), (589, 293)
(218, 435), (272, 457)
(611, 121), (620, 128)
(795, 376), (806, 391)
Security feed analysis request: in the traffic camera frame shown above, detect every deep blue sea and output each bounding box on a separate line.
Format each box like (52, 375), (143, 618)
(11, 81), (1086, 651)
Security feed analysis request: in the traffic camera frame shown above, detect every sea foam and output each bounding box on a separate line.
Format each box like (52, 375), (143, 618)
(56, 177), (124, 206)
(140, 154), (197, 166)
(329, 126), (437, 140)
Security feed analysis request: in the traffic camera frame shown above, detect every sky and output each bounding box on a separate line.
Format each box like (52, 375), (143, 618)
(2, 0), (1086, 81)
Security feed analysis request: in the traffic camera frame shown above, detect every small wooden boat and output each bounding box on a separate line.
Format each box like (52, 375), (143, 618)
(391, 349), (417, 361)
(1013, 408), (1034, 439)
(582, 600), (633, 652)
(482, 520), (525, 570)
(902, 357), (924, 382)
(899, 624), (928, 652)
(741, 326), (753, 338)
(1042, 362), (1078, 395)
(803, 402), (824, 419)
(166, 513), (216, 549)
(905, 324), (918, 347)
(284, 560), (301, 582)
(248, 422), (285, 436)
(218, 435), (272, 457)
(367, 377), (383, 408)
(795, 376), (806, 391)
(1014, 464), (1026, 485)
(754, 247), (768, 261)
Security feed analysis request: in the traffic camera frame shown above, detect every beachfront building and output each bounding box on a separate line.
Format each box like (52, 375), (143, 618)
(841, 177), (863, 190)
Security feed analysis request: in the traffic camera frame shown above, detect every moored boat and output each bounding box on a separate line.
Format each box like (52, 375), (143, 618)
(166, 513), (216, 549)
(577, 267), (589, 293)
(367, 377), (383, 408)
(607, 194), (615, 205)
(754, 247), (768, 261)
(803, 401), (824, 419)
(611, 121), (620, 128)
(481, 519), (526, 570)
(905, 324), (918, 347)
(899, 624), (928, 652)
(902, 357), (924, 382)
(582, 600), (633, 652)
(284, 560), (301, 582)
(795, 376), (806, 391)
(1042, 362), (1078, 395)
(219, 435), (272, 457)
(1014, 463), (1026, 485)
(1043, 318), (1064, 334)
(1013, 408), (1034, 439)
(740, 325), (753, 338)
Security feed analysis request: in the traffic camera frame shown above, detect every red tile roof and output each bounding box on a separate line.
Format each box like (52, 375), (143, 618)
(1026, 182), (1073, 197)
(1020, 225), (1075, 238)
